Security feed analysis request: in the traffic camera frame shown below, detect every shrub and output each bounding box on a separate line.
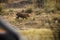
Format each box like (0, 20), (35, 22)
(0, 6), (3, 11)
(15, 18), (23, 23)
(9, 9), (13, 12)
(0, 6), (2, 12)
(25, 8), (32, 13)
(0, 6), (3, 15)
(0, 5), (6, 15)
(32, 17), (35, 21)
(35, 11), (41, 15)
(57, 7), (60, 10)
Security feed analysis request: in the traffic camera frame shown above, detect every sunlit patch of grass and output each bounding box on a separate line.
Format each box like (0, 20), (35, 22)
(20, 28), (55, 40)
(56, 13), (60, 17)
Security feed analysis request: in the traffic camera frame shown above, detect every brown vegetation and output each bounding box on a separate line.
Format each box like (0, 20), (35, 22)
(0, 0), (60, 40)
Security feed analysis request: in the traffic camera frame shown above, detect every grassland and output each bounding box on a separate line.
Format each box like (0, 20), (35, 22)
(1, 8), (60, 40)
(0, 0), (60, 40)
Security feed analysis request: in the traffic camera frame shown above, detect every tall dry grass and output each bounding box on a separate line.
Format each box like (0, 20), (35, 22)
(20, 28), (55, 40)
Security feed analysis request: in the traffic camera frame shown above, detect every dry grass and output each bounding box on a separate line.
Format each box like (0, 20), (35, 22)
(1, 8), (60, 39)
(0, 0), (60, 40)
(20, 28), (55, 40)
(1, 8), (60, 40)
(2, 8), (60, 29)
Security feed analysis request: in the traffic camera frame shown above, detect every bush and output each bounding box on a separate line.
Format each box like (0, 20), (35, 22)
(25, 8), (32, 13)
(9, 9), (13, 12)
(35, 11), (41, 15)
(57, 7), (60, 10)
(0, 6), (3, 15)
(15, 18), (23, 23)
(0, 7), (2, 12)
